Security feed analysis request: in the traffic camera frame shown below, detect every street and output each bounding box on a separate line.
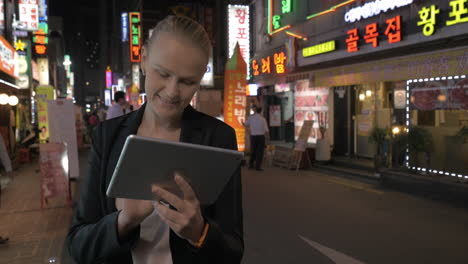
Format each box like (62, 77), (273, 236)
(241, 167), (468, 264)
(1, 152), (468, 264)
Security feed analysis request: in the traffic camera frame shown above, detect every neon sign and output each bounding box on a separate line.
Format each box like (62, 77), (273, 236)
(106, 66), (112, 89)
(446, 0), (468, 26)
(33, 21), (48, 55)
(252, 51), (287, 77)
(282, 0), (292, 14)
(344, 0), (413, 23)
(121, 13), (128, 42)
(345, 15), (401, 53)
(418, 5), (440, 36)
(303, 40), (336, 57)
(129, 12), (141, 62)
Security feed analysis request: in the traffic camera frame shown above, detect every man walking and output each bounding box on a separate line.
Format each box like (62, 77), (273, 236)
(106, 91), (129, 120)
(244, 107), (269, 171)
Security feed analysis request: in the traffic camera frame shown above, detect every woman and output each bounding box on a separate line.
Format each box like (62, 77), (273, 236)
(67, 16), (243, 264)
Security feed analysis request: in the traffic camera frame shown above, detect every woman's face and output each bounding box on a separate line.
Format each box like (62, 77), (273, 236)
(141, 32), (208, 121)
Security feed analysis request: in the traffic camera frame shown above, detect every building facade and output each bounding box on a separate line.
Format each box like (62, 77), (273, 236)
(251, 0), (468, 178)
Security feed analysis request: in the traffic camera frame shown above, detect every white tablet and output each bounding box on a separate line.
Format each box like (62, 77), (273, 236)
(106, 135), (243, 205)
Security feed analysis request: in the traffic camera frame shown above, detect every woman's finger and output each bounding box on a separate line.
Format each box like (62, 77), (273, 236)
(154, 200), (185, 224)
(174, 174), (198, 202)
(152, 185), (184, 210)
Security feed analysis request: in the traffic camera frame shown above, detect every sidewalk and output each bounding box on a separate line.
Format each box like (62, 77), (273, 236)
(0, 149), (88, 264)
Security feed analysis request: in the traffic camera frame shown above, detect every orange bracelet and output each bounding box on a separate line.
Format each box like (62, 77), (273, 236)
(193, 222), (210, 248)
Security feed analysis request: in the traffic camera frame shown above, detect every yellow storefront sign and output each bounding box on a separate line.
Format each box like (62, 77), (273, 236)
(302, 40), (336, 57)
(36, 85), (55, 142)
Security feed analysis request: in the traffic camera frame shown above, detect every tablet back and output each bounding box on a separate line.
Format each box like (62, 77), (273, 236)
(106, 135), (243, 205)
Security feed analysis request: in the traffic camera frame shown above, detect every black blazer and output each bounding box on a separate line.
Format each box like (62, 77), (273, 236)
(67, 104), (243, 264)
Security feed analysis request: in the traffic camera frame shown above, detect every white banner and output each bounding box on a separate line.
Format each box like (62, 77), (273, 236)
(47, 99), (80, 179)
(228, 4), (250, 78)
(38, 57), (49, 85)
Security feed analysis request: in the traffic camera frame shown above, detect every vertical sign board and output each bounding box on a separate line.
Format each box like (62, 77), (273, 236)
(121, 12), (129, 42)
(37, 57), (49, 85)
(294, 120), (313, 151)
(228, 5), (250, 78)
(106, 66), (112, 89)
(129, 12), (141, 62)
(18, 0), (39, 31)
(132, 64), (140, 88)
(36, 85), (54, 142)
(0, 0), (4, 30)
(39, 142), (70, 208)
(48, 99), (79, 179)
(33, 21), (48, 55)
(224, 44), (247, 151)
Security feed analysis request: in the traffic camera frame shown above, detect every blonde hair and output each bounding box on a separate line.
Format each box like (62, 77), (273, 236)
(147, 15), (212, 58)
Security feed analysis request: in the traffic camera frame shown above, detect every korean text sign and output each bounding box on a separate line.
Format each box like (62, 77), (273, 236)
(36, 85), (54, 142)
(19, 0), (39, 31)
(224, 45), (247, 151)
(228, 5), (250, 78)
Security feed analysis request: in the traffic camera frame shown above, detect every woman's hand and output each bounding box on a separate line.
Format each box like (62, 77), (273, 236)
(116, 198), (154, 237)
(152, 173), (205, 245)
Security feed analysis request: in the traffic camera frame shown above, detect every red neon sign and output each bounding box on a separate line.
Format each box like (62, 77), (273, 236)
(129, 12), (141, 62)
(345, 15), (402, 53)
(364, 23), (379, 47)
(345, 28), (359, 53)
(252, 51), (288, 76)
(385, 15), (402, 44)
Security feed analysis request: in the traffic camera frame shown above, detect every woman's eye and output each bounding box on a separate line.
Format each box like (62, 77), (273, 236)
(182, 80), (196, 85)
(158, 71), (169, 78)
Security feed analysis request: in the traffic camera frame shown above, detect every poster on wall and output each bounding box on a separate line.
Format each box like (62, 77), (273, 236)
(47, 99), (80, 179)
(39, 142), (70, 207)
(409, 78), (468, 110)
(294, 80), (329, 144)
(394, 89), (406, 109)
(269, 105), (281, 127)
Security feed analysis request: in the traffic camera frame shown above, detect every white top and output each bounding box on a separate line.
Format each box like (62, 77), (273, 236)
(132, 208), (173, 264)
(106, 104), (125, 120)
(245, 113), (269, 136)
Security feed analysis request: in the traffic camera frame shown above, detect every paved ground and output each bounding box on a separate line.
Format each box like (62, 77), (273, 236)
(1, 151), (468, 263)
(241, 167), (468, 264)
(0, 150), (87, 264)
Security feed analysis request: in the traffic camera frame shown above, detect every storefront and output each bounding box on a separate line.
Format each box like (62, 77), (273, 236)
(0, 35), (19, 159)
(250, 45), (300, 143)
(252, 0), (468, 177)
(295, 0), (468, 177)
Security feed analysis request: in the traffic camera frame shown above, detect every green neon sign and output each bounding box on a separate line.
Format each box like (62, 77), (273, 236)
(273, 15), (282, 29)
(282, 0), (292, 14)
(302, 40), (336, 57)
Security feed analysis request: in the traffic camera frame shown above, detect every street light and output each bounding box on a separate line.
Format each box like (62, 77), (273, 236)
(0, 93), (8, 105)
(8, 95), (19, 106)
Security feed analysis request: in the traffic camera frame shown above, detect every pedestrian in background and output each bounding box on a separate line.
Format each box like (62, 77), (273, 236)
(244, 107), (269, 171)
(106, 91), (128, 120)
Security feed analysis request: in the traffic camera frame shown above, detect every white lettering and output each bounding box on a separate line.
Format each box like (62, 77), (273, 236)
(344, 0), (413, 23)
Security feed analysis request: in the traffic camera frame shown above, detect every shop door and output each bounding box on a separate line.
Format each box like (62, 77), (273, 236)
(263, 94), (283, 141)
(333, 86), (355, 156)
